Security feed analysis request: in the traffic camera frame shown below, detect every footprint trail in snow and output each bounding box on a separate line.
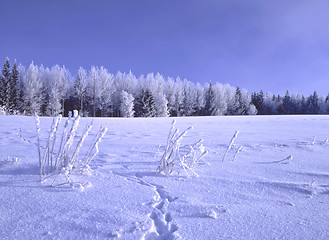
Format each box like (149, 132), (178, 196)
(143, 184), (179, 240)
(110, 172), (180, 239)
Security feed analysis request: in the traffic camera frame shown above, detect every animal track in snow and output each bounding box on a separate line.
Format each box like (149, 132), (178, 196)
(15, 128), (45, 149)
(146, 211), (178, 239)
(142, 184), (179, 240)
(110, 173), (180, 239)
(143, 202), (179, 240)
(16, 128), (31, 144)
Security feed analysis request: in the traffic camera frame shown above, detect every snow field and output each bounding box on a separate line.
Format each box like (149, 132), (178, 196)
(0, 115), (329, 239)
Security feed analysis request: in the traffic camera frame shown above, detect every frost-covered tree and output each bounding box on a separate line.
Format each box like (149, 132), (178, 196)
(247, 103), (258, 115)
(181, 88), (191, 116)
(110, 71), (137, 117)
(164, 77), (177, 116)
(240, 89), (256, 115)
(87, 66), (99, 117)
(97, 67), (114, 117)
(46, 65), (70, 116)
(84, 66), (115, 117)
(4, 58), (329, 117)
(181, 81), (196, 116)
(74, 67), (88, 116)
(174, 78), (184, 116)
(194, 83), (205, 116)
(218, 84), (230, 115)
(153, 92), (168, 117)
(22, 62), (45, 115)
(120, 90), (134, 117)
(142, 73), (168, 117)
(86, 66), (116, 116)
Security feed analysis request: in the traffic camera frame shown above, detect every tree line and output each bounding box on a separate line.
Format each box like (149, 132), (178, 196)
(0, 57), (328, 117)
(251, 90), (329, 115)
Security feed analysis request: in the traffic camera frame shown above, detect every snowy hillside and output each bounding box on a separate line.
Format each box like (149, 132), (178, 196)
(0, 115), (328, 239)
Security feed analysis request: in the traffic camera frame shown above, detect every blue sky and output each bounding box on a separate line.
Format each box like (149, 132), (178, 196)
(1, 0), (329, 96)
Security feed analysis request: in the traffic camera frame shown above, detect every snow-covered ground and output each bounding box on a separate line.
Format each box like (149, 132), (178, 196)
(1, 115), (329, 240)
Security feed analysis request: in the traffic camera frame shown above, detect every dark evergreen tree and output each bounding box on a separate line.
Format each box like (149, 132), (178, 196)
(0, 58), (11, 110)
(252, 90), (265, 115)
(267, 94), (278, 115)
(294, 95), (303, 114)
(134, 89), (156, 117)
(229, 86), (247, 115)
(325, 94), (329, 103)
(300, 95), (307, 114)
(9, 60), (19, 113)
(0, 67), (2, 107)
(203, 83), (216, 116)
(282, 90), (293, 114)
(16, 67), (25, 113)
(307, 91), (319, 114)
(275, 94), (283, 114)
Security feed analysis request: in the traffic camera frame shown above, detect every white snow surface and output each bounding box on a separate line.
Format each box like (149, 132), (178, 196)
(1, 115), (329, 239)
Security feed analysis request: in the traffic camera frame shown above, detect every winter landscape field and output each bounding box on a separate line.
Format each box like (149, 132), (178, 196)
(0, 114), (328, 240)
